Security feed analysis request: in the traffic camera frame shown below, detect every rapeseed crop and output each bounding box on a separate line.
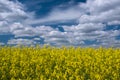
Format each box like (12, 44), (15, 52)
(0, 46), (120, 80)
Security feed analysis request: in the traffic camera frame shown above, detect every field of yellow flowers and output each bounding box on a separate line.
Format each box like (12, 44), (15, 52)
(0, 46), (120, 80)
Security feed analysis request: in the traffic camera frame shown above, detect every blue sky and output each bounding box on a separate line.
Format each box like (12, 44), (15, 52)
(0, 0), (120, 47)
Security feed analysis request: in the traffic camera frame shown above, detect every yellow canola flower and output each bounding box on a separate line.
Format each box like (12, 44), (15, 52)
(0, 46), (119, 80)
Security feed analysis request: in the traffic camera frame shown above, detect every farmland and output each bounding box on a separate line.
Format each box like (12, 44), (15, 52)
(0, 46), (120, 80)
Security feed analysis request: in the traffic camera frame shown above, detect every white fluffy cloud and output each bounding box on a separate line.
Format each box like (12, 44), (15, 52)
(0, 21), (10, 34)
(79, 0), (120, 25)
(0, 0), (120, 47)
(0, 0), (28, 22)
(7, 38), (36, 46)
(0, 42), (5, 45)
(86, 0), (120, 13)
(27, 6), (84, 24)
(0, 0), (33, 34)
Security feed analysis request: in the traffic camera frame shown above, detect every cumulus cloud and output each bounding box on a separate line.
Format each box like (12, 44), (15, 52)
(0, 42), (5, 45)
(0, 0), (29, 21)
(27, 0), (120, 25)
(108, 21), (120, 25)
(0, 21), (10, 34)
(80, 0), (120, 47)
(86, 0), (120, 13)
(79, 0), (120, 25)
(0, 0), (120, 47)
(0, 0), (33, 34)
(26, 5), (85, 25)
(10, 23), (36, 37)
(7, 38), (36, 46)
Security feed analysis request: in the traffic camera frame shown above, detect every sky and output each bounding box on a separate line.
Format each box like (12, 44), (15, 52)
(0, 0), (120, 47)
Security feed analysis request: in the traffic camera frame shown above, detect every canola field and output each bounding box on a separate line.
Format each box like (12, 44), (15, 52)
(0, 46), (120, 80)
